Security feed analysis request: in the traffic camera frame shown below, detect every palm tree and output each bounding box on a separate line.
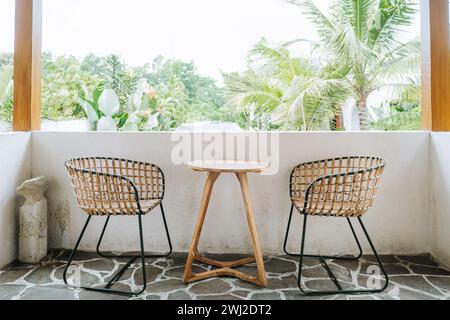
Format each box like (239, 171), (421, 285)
(224, 39), (350, 131)
(287, 0), (419, 130)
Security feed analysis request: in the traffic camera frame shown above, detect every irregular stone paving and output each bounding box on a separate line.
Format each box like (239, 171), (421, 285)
(0, 250), (450, 300)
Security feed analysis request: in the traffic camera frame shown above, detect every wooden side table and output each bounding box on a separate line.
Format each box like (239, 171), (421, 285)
(183, 160), (268, 287)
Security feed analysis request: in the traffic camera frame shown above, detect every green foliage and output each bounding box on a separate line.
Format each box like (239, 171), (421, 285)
(147, 79), (188, 131)
(0, 51), (229, 131)
(0, 63), (13, 123)
(41, 52), (101, 120)
(76, 55), (230, 131)
(223, 39), (350, 131)
(286, 0), (420, 130)
(0, 53), (13, 69)
(224, 0), (421, 131)
(79, 82), (156, 132)
(371, 103), (421, 131)
(101, 55), (141, 106)
(147, 56), (230, 126)
(371, 83), (421, 131)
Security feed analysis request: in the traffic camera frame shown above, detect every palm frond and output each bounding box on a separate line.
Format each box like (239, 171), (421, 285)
(249, 39), (317, 85)
(340, 0), (376, 40)
(371, 39), (419, 69)
(273, 75), (349, 130)
(331, 19), (368, 65)
(283, 38), (319, 48)
(374, 45), (420, 91)
(287, 0), (337, 45)
(223, 71), (283, 114)
(368, 0), (417, 50)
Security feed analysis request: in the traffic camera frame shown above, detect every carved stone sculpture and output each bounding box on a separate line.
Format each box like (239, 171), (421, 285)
(17, 177), (48, 264)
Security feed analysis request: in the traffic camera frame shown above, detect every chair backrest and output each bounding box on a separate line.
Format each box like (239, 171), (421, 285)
(290, 156), (386, 217)
(65, 157), (164, 216)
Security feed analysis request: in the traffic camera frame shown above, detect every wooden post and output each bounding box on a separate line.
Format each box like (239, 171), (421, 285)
(421, 0), (450, 131)
(13, 0), (42, 132)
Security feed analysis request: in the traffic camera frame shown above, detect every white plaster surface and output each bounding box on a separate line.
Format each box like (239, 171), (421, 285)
(0, 133), (32, 267)
(430, 133), (450, 267)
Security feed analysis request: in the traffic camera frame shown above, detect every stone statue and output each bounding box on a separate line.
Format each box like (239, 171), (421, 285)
(17, 176), (48, 264)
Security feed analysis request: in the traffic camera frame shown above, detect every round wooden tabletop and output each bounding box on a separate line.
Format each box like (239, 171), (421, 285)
(187, 160), (269, 173)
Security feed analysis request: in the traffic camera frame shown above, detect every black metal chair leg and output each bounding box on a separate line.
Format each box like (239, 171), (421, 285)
(63, 213), (149, 297)
(63, 216), (92, 288)
(160, 203), (173, 256)
(346, 218), (363, 260)
(284, 204), (362, 261)
(135, 212), (147, 295)
(297, 214), (308, 295)
(296, 215), (389, 296)
(283, 204), (295, 256)
(96, 215), (111, 258)
(357, 217), (390, 291)
(97, 204), (172, 259)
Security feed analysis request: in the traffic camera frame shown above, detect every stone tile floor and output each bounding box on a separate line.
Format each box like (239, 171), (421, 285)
(1, 251), (450, 300)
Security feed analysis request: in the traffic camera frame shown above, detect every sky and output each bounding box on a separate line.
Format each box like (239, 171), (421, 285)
(1, 0), (421, 81)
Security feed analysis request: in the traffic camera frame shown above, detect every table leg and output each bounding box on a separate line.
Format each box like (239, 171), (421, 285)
(236, 172), (268, 287)
(183, 172), (220, 283)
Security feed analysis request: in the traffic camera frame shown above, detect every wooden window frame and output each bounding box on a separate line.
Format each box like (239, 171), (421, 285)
(13, 0), (41, 132)
(10, 0), (450, 132)
(421, 0), (450, 131)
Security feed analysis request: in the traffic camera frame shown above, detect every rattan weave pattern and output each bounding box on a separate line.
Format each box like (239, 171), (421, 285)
(290, 156), (385, 217)
(65, 157), (164, 216)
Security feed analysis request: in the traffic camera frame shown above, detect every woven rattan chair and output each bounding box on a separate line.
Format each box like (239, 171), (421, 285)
(284, 156), (389, 296)
(63, 157), (172, 296)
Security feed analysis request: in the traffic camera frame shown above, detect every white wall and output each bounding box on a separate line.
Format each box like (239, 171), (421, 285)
(430, 133), (450, 267)
(31, 132), (431, 256)
(0, 133), (31, 267)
